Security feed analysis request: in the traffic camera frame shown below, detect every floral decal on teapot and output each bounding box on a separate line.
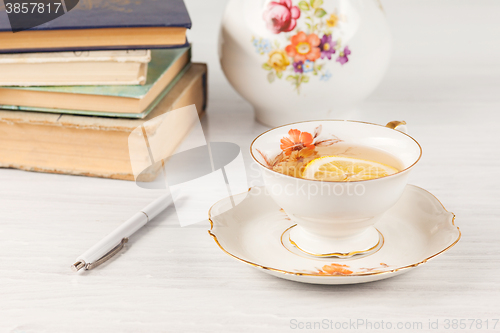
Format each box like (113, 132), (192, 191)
(252, 0), (352, 93)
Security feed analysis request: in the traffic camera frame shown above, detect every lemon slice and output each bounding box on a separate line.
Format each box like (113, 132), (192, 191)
(302, 155), (399, 181)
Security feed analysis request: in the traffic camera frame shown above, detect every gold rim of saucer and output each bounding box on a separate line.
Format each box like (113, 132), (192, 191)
(208, 186), (461, 278)
(284, 224), (384, 258)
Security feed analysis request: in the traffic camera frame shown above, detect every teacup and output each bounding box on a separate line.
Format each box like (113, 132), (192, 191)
(250, 120), (421, 257)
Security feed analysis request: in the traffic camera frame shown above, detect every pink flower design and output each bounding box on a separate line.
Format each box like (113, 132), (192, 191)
(263, 0), (301, 34)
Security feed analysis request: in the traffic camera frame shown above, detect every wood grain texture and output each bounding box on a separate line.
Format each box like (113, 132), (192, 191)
(0, 1), (499, 332)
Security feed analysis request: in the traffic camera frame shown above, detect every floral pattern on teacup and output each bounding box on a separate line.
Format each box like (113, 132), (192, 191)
(256, 124), (341, 170)
(253, 0), (351, 93)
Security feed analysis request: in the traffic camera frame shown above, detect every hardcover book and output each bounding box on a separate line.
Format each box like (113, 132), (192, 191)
(0, 47), (191, 118)
(0, 0), (192, 53)
(0, 50), (151, 86)
(0, 63), (208, 180)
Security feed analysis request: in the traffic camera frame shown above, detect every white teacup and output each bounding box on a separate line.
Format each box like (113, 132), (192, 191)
(250, 120), (421, 257)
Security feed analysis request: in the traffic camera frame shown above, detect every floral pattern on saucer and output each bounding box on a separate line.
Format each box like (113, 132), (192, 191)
(208, 185), (460, 284)
(303, 262), (391, 276)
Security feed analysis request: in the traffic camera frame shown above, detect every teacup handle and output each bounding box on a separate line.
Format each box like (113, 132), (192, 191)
(386, 120), (408, 134)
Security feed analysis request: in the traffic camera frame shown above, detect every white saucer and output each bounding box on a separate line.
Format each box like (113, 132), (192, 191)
(208, 185), (461, 284)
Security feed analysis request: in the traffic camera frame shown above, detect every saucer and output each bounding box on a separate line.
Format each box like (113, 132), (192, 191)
(208, 185), (460, 285)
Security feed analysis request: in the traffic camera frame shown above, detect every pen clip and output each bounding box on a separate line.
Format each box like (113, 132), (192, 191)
(82, 238), (128, 271)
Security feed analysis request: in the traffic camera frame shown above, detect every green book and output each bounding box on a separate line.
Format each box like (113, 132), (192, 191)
(0, 47), (191, 118)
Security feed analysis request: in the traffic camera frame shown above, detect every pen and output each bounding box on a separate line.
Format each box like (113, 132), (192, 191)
(71, 191), (176, 272)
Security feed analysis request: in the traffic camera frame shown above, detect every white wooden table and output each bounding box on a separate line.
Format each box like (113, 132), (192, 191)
(1, 1), (499, 332)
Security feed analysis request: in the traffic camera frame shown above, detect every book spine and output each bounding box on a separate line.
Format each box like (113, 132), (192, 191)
(0, 42), (191, 54)
(0, 64), (208, 180)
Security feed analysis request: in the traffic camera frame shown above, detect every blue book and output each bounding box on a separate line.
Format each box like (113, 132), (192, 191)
(0, 47), (192, 118)
(0, 0), (191, 53)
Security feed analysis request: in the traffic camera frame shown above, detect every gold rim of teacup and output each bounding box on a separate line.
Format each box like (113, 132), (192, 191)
(249, 119), (422, 183)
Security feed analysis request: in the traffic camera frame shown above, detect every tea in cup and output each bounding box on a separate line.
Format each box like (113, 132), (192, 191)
(250, 120), (421, 257)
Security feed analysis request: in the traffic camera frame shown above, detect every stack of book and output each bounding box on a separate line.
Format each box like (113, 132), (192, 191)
(0, 0), (207, 180)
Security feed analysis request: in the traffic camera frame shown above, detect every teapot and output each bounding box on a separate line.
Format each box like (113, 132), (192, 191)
(219, 0), (392, 126)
